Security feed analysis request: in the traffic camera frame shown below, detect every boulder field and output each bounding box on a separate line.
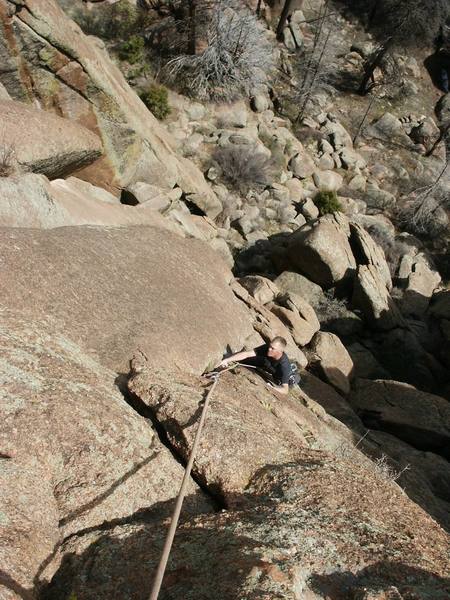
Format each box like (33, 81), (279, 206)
(0, 0), (449, 598)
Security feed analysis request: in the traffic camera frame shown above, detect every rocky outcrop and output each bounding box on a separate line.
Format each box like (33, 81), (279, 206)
(349, 379), (450, 457)
(0, 226), (254, 373)
(0, 174), (182, 230)
(0, 310), (210, 597)
(352, 265), (403, 330)
(0, 0), (221, 216)
(308, 331), (354, 395)
(281, 213), (357, 289)
(43, 447), (450, 600)
(0, 100), (102, 178)
(128, 362), (347, 504)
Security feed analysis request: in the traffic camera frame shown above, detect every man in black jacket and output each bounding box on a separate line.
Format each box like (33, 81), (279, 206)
(218, 336), (300, 395)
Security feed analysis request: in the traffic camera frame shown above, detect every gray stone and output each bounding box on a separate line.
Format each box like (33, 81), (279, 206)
(313, 170), (343, 192)
(288, 152), (316, 179)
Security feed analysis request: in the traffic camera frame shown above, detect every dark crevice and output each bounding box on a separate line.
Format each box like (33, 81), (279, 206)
(356, 409), (450, 461)
(182, 194), (207, 216)
(120, 189), (139, 206)
(115, 372), (227, 511)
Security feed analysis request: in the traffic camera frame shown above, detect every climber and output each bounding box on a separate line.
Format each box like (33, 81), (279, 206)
(217, 336), (300, 395)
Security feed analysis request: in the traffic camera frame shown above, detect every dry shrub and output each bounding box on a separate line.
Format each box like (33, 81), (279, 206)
(165, 2), (274, 101)
(396, 189), (449, 239)
(372, 453), (410, 483)
(0, 145), (15, 177)
(312, 290), (349, 324)
(213, 145), (272, 194)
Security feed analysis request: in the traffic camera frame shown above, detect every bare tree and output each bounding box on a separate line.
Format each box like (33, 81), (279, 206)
(397, 161), (450, 237)
(351, 0), (450, 95)
(276, 0), (295, 41)
(293, 0), (334, 122)
(165, 1), (274, 100)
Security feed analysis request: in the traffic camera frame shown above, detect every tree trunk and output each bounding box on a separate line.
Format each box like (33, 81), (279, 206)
(358, 38), (392, 95)
(276, 0), (294, 41)
(188, 0), (197, 55)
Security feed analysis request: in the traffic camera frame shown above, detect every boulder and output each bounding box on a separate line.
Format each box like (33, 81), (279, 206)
(285, 176), (305, 201)
(127, 364), (344, 502)
(350, 222), (392, 290)
(309, 331), (354, 395)
(283, 214), (357, 288)
(0, 0), (221, 215)
(271, 291), (320, 346)
(352, 265), (403, 330)
(288, 151), (316, 178)
(238, 275), (280, 305)
(0, 310), (210, 595)
(0, 226), (254, 374)
(122, 181), (173, 210)
(0, 100), (102, 178)
(399, 254), (441, 317)
(274, 271), (324, 307)
(250, 93), (270, 112)
(339, 147), (366, 170)
(369, 431), (450, 530)
(321, 119), (353, 149)
(0, 173), (181, 230)
(367, 113), (414, 147)
(313, 170), (344, 191)
(300, 197), (319, 220)
(349, 379), (450, 456)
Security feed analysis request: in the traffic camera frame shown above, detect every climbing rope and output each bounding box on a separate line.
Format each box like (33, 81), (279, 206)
(149, 365), (234, 600)
(148, 361), (263, 600)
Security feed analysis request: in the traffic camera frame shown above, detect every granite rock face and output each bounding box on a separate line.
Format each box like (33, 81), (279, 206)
(0, 100), (102, 178)
(0, 226), (254, 374)
(0, 0), (221, 216)
(0, 310), (211, 598)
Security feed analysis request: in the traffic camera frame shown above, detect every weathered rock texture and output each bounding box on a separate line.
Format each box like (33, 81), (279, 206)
(0, 0), (221, 216)
(0, 174), (182, 230)
(309, 331), (354, 395)
(282, 213), (356, 288)
(349, 379), (450, 457)
(42, 448), (450, 600)
(0, 310), (210, 598)
(0, 100), (102, 177)
(128, 362), (349, 504)
(0, 226), (254, 373)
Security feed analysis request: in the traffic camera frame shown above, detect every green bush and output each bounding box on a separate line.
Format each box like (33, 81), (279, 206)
(139, 84), (171, 120)
(119, 35), (145, 64)
(314, 190), (343, 215)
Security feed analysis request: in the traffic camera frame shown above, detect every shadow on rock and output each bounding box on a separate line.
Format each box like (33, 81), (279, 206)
(309, 561), (450, 599)
(40, 495), (266, 600)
